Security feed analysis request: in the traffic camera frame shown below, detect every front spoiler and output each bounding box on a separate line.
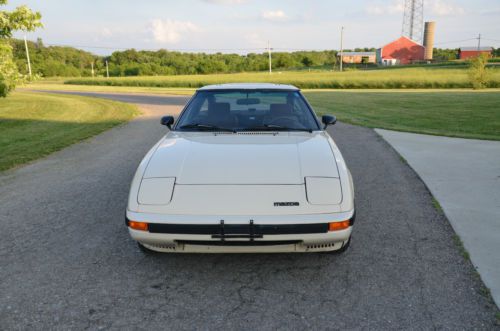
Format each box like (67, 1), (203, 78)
(126, 210), (355, 253)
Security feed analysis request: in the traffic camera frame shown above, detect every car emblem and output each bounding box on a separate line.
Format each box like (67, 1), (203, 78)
(274, 202), (300, 206)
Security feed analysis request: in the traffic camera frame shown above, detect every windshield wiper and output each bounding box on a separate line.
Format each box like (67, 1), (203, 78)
(179, 123), (235, 132)
(241, 124), (313, 133)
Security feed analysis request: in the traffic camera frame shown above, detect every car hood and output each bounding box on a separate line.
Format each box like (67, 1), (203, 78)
(143, 132), (339, 185)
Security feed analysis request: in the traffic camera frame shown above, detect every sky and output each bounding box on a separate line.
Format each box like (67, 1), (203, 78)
(6, 0), (500, 55)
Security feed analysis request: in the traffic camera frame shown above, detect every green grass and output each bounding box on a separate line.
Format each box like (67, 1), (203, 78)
(304, 90), (500, 140)
(64, 67), (500, 89)
(0, 92), (139, 171)
(431, 197), (443, 213)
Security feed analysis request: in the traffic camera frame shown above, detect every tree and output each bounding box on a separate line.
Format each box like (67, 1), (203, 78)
(0, 0), (42, 97)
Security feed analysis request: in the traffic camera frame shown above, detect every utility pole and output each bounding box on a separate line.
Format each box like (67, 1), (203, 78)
(105, 60), (110, 78)
(24, 35), (32, 79)
(267, 40), (272, 74)
(339, 26), (344, 72)
(477, 33), (481, 50)
(91, 62), (95, 78)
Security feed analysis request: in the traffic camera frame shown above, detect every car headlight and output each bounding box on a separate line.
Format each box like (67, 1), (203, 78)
(305, 177), (342, 205)
(138, 177), (175, 205)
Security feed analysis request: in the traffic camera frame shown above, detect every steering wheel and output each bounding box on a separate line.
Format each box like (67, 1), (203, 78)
(267, 117), (297, 127)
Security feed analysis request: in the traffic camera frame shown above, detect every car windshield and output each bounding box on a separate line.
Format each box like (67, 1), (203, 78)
(175, 90), (320, 132)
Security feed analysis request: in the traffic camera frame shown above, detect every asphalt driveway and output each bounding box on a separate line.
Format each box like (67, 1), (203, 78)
(0, 92), (498, 329)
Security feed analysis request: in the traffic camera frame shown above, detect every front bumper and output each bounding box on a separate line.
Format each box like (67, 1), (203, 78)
(125, 210), (355, 253)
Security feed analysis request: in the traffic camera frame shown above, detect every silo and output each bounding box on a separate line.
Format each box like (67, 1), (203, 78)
(423, 21), (436, 60)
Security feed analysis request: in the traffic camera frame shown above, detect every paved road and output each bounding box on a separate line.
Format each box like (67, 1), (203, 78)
(376, 128), (500, 308)
(1, 92), (498, 329)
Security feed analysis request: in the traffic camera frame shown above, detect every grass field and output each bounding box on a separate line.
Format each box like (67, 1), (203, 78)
(0, 92), (138, 171)
(64, 67), (500, 89)
(305, 90), (500, 140)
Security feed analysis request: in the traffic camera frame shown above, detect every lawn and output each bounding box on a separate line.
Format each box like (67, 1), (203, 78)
(64, 67), (500, 89)
(0, 92), (138, 171)
(305, 90), (500, 140)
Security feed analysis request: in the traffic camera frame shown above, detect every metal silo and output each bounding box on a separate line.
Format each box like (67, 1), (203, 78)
(423, 22), (436, 60)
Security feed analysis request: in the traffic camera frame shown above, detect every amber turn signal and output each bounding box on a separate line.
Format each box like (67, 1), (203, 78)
(328, 220), (350, 232)
(128, 220), (148, 231)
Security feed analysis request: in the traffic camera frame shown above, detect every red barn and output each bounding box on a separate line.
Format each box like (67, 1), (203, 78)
(459, 47), (493, 60)
(376, 36), (425, 65)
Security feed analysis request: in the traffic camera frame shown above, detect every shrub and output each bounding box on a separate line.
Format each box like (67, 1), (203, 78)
(0, 42), (18, 97)
(469, 54), (490, 89)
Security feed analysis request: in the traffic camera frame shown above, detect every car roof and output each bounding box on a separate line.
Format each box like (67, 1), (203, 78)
(197, 83), (300, 91)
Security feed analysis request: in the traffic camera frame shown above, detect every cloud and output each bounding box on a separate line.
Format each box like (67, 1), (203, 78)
(149, 19), (200, 44)
(100, 28), (113, 38)
(430, 1), (465, 16)
(201, 0), (246, 4)
(261, 10), (289, 22)
(364, 1), (403, 15)
(245, 32), (265, 48)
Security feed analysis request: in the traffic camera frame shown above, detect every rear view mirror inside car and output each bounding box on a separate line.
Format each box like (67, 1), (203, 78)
(237, 98), (260, 105)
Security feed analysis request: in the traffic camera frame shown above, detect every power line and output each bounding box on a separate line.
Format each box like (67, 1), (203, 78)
(433, 38), (477, 46)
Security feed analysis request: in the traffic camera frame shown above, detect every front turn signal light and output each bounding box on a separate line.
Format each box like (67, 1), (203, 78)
(128, 220), (148, 231)
(328, 220), (350, 232)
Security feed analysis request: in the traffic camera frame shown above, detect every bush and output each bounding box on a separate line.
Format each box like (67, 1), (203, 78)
(469, 54), (490, 89)
(0, 41), (18, 97)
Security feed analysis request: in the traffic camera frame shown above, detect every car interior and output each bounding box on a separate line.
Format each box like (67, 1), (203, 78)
(180, 91), (319, 130)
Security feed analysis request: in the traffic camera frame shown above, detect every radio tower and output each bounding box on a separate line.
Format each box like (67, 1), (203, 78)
(402, 0), (424, 42)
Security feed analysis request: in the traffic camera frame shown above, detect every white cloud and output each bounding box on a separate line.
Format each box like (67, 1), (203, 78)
(365, 0), (464, 17)
(245, 32), (265, 48)
(365, 1), (403, 15)
(202, 0), (246, 4)
(100, 28), (113, 38)
(261, 10), (288, 22)
(430, 1), (465, 16)
(149, 19), (200, 44)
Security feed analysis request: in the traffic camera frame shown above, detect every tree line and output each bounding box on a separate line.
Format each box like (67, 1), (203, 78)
(15, 39), (497, 78)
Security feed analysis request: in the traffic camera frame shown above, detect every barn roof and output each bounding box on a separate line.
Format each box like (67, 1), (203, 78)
(459, 47), (493, 51)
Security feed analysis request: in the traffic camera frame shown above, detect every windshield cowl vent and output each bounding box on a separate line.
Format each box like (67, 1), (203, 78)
(212, 131), (279, 136)
(236, 132), (279, 135)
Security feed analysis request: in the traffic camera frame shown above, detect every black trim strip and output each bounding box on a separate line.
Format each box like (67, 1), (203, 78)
(177, 240), (301, 246)
(147, 223), (329, 235)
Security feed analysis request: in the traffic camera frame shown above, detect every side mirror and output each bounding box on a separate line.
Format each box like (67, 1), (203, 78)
(322, 115), (337, 129)
(161, 116), (174, 129)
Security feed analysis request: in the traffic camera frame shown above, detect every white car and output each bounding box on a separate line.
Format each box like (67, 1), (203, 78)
(126, 83), (355, 253)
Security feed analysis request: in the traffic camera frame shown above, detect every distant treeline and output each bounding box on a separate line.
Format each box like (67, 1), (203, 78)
(10, 38), (500, 78)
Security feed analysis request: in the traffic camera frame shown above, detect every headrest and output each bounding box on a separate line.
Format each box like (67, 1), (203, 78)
(208, 102), (231, 117)
(270, 103), (292, 116)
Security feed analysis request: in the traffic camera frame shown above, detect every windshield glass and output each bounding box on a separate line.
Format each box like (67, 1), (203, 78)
(175, 90), (320, 132)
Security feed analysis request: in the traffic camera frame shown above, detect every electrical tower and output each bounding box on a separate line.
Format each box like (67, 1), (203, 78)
(402, 0), (424, 42)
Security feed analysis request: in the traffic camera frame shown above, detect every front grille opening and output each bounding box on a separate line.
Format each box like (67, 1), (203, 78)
(306, 243), (336, 249)
(177, 240), (300, 246)
(148, 243), (176, 250)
